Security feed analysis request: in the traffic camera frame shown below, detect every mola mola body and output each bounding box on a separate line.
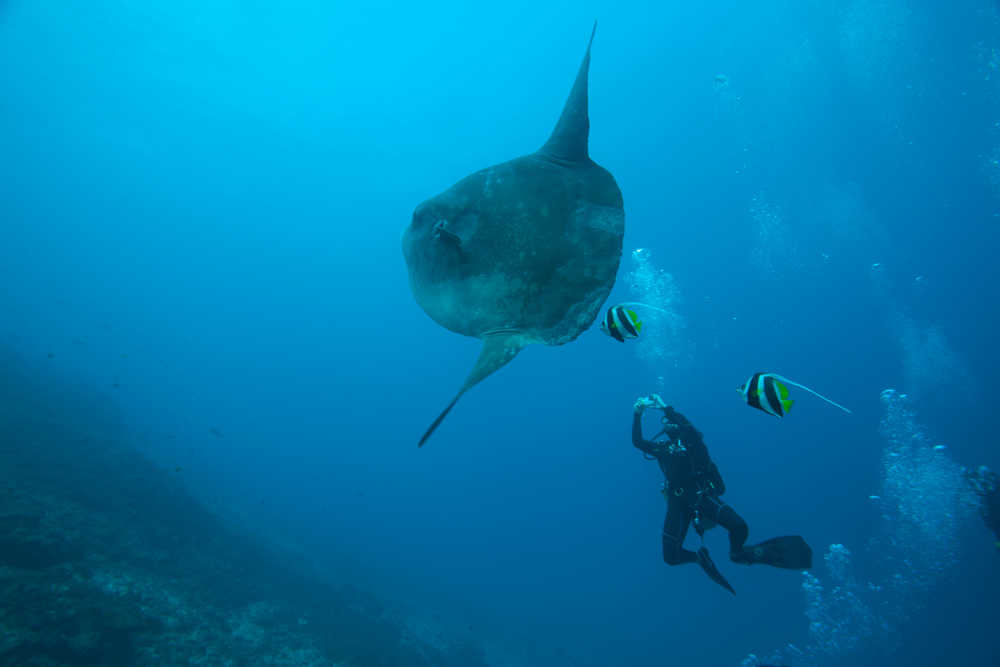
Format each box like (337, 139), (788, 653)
(402, 23), (624, 446)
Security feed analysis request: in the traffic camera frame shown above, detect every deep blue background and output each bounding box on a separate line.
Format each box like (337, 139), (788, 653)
(2, 1), (998, 664)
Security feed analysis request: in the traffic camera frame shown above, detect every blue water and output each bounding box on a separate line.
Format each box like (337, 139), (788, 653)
(2, 0), (999, 665)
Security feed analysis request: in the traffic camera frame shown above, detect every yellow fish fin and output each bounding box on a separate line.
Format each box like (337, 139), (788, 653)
(626, 310), (642, 332)
(781, 398), (794, 413)
(776, 380), (790, 399)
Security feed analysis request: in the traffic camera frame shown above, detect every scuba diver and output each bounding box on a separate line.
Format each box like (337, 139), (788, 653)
(632, 394), (813, 594)
(966, 465), (1000, 551)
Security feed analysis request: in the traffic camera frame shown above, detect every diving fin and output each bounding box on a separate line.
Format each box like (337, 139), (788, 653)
(736, 535), (813, 570)
(697, 547), (735, 595)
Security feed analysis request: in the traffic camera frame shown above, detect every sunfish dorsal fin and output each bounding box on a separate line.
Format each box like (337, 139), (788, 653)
(539, 21), (597, 163)
(417, 332), (527, 447)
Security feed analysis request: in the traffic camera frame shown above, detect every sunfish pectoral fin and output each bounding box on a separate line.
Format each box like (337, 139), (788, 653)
(417, 332), (527, 447)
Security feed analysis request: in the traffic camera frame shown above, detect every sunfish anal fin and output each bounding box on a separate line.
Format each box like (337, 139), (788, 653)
(417, 332), (527, 447)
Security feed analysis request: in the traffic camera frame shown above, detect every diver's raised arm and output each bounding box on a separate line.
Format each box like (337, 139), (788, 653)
(632, 398), (658, 455)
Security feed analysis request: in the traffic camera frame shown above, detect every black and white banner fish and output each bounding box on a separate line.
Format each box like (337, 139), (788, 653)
(599, 302), (669, 343)
(740, 372), (851, 417)
(601, 304), (641, 342)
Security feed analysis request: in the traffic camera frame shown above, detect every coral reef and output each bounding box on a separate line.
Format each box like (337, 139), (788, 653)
(0, 352), (486, 666)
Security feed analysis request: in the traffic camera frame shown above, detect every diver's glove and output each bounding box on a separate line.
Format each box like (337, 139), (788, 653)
(634, 394), (667, 415)
(633, 397), (653, 414)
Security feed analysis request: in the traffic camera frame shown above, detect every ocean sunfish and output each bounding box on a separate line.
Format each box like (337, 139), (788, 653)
(402, 23), (624, 446)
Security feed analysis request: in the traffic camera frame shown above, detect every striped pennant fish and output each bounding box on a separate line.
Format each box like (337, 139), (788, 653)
(599, 302), (668, 343)
(740, 372), (851, 417)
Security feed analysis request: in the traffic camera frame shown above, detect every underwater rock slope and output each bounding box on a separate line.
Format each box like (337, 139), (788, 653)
(0, 353), (487, 667)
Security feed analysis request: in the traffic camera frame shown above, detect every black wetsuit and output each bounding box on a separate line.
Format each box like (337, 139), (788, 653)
(984, 489), (1000, 544)
(973, 470), (1000, 545)
(633, 407), (749, 565)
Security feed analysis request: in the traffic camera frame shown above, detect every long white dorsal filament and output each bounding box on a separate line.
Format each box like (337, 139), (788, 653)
(617, 301), (670, 314)
(772, 374), (852, 414)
